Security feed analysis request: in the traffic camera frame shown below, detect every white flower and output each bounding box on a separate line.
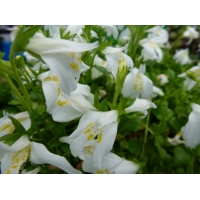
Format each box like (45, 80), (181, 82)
(121, 64), (153, 98)
(152, 86), (164, 97)
(38, 71), (97, 122)
(82, 152), (139, 174)
(145, 26), (169, 44)
(178, 65), (200, 90)
(183, 103), (200, 148)
(124, 98), (157, 118)
(91, 55), (109, 79)
(101, 25), (118, 39)
(157, 74), (169, 85)
(119, 27), (131, 42)
(25, 37), (98, 94)
(0, 111), (31, 137)
(43, 25), (60, 39)
(167, 130), (185, 146)
(0, 135), (81, 174)
(102, 44), (134, 79)
(140, 37), (163, 62)
(183, 26), (199, 44)
(61, 110), (118, 168)
(174, 49), (191, 65)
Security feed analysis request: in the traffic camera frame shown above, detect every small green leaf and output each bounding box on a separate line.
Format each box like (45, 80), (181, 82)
(93, 65), (109, 74)
(107, 101), (116, 110)
(0, 133), (23, 146)
(9, 116), (27, 135)
(94, 90), (99, 109)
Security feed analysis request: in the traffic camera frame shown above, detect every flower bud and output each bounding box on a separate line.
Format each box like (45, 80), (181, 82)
(15, 55), (25, 69)
(186, 70), (199, 82)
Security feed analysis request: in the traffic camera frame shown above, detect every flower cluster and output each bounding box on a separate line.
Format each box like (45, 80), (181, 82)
(0, 25), (200, 174)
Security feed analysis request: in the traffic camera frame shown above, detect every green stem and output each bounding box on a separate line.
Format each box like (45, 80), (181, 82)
(10, 52), (33, 114)
(140, 110), (151, 161)
(2, 73), (29, 110)
(184, 81), (200, 101)
(10, 52), (40, 134)
(0, 65), (14, 77)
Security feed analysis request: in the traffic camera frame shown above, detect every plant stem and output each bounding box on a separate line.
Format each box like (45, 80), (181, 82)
(2, 73), (29, 110)
(140, 110), (151, 161)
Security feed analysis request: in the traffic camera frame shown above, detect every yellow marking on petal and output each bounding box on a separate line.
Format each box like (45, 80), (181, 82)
(0, 123), (12, 131)
(84, 146), (94, 156)
(96, 168), (110, 174)
(44, 76), (59, 83)
(97, 133), (103, 143)
(18, 117), (27, 123)
(6, 170), (11, 174)
(70, 52), (75, 58)
(150, 42), (156, 49)
(101, 61), (105, 65)
(78, 57), (82, 63)
(133, 84), (137, 91)
(12, 165), (18, 169)
(8, 126), (15, 134)
(57, 99), (68, 106)
(84, 128), (91, 134)
(86, 123), (93, 129)
(70, 62), (79, 71)
(87, 134), (94, 140)
(57, 87), (61, 95)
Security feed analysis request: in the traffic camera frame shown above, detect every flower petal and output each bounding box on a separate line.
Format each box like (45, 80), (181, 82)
(125, 98), (156, 115)
(30, 142), (81, 174)
(26, 37), (98, 54)
(183, 111), (200, 148)
(92, 121), (118, 169)
(1, 145), (30, 174)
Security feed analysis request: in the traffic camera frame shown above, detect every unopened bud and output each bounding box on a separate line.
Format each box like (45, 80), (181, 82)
(186, 71), (199, 82)
(15, 55), (25, 69)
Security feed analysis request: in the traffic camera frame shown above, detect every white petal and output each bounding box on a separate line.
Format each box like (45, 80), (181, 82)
(50, 100), (82, 122)
(191, 103), (200, 112)
(41, 53), (81, 95)
(67, 93), (97, 113)
(21, 166), (41, 174)
(152, 86), (164, 96)
(0, 135), (30, 153)
(125, 98), (156, 114)
(140, 75), (153, 98)
(30, 142), (81, 174)
(1, 145), (30, 174)
(113, 159), (139, 174)
(26, 37), (98, 54)
(183, 111), (200, 148)
(98, 110), (118, 127)
(92, 121), (118, 169)
(121, 71), (135, 97)
(102, 44), (128, 54)
(69, 111), (101, 139)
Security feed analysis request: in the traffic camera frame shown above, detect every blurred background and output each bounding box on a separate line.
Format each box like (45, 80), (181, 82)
(0, 25), (14, 61)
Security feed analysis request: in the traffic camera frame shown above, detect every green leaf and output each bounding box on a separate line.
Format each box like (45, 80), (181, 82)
(107, 101), (116, 110)
(152, 105), (174, 121)
(99, 99), (109, 111)
(0, 133), (23, 146)
(128, 138), (142, 156)
(95, 40), (113, 53)
(173, 146), (191, 166)
(26, 50), (44, 63)
(93, 90), (99, 109)
(9, 116), (27, 135)
(60, 143), (71, 157)
(93, 65), (109, 74)
(12, 26), (42, 53)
